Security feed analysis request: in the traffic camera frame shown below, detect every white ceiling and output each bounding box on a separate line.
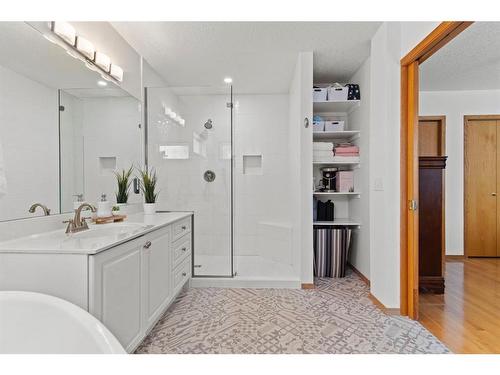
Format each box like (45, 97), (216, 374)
(420, 22), (500, 91)
(111, 22), (381, 93)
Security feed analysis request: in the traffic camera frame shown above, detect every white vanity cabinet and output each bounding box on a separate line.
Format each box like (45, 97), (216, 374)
(0, 212), (193, 353)
(141, 227), (172, 329)
(88, 220), (191, 352)
(88, 236), (144, 352)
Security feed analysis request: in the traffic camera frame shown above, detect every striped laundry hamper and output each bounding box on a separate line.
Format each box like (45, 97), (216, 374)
(313, 227), (352, 278)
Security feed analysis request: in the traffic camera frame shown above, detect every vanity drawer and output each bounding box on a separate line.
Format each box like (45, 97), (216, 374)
(172, 217), (191, 241)
(172, 236), (191, 268)
(172, 256), (191, 292)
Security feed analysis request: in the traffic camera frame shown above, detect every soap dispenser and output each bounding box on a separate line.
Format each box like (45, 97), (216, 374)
(97, 194), (112, 218)
(73, 194), (84, 210)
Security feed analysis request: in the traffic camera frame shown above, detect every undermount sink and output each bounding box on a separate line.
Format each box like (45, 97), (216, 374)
(0, 221), (155, 253)
(72, 223), (153, 239)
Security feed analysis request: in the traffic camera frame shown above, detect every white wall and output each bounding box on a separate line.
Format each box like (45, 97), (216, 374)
(368, 22), (402, 308)
(420, 89), (500, 255)
(142, 59), (168, 88)
(368, 21), (440, 308)
(288, 52), (314, 284)
(400, 22), (440, 58)
(0, 65), (59, 221)
(348, 58), (371, 279)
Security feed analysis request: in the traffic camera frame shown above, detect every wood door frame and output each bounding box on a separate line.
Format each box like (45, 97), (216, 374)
(400, 22), (473, 319)
(463, 115), (500, 258)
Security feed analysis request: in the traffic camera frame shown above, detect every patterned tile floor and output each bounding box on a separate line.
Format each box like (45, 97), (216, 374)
(136, 270), (449, 354)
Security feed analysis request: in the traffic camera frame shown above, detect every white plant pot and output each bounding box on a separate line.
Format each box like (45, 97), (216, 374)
(115, 203), (128, 216)
(143, 203), (156, 215)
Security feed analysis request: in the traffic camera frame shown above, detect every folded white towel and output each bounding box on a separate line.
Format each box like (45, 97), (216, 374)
(313, 142), (334, 151)
(332, 156), (360, 163)
(0, 140), (7, 198)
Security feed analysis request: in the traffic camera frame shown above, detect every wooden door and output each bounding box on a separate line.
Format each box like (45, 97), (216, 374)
(419, 116), (446, 156)
(464, 118), (497, 257)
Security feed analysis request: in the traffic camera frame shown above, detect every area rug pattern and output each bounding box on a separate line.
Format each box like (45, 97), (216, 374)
(136, 271), (449, 354)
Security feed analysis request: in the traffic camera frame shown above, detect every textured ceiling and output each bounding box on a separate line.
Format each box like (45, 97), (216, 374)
(112, 22), (381, 93)
(420, 22), (500, 91)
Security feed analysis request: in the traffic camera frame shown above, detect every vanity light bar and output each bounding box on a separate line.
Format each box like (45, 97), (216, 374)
(75, 36), (95, 60)
(53, 21), (76, 45)
(94, 51), (111, 72)
(48, 22), (124, 83)
(110, 64), (124, 82)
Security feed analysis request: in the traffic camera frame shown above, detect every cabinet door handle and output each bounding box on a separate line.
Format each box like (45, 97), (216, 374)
(492, 192), (497, 196)
(181, 225), (187, 230)
(143, 241), (152, 249)
(181, 247), (187, 252)
(182, 272), (187, 277)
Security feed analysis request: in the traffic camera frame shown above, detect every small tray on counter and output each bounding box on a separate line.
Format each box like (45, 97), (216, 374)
(92, 215), (127, 224)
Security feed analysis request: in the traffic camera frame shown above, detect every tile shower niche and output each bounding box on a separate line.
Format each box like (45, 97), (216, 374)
(99, 156), (117, 175)
(243, 154), (263, 175)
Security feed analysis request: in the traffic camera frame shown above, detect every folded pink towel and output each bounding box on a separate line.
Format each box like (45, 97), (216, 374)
(334, 152), (359, 157)
(334, 145), (359, 153)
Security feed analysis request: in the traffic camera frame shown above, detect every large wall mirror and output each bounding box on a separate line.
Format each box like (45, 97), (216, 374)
(0, 22), (143, 222)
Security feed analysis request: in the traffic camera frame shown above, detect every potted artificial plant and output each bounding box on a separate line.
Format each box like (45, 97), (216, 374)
(139, 167), (158, 215)
(114, 166), (133, 215)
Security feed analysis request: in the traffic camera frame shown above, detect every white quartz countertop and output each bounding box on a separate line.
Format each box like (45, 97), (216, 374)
(0, 212), (192, 255)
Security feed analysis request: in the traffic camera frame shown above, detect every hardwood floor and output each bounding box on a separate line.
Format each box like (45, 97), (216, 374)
(419, 257), (500, 353)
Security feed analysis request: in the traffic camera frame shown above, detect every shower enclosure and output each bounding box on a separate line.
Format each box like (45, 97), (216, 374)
(146, 86), (233, 277)
(146, 86), (299, 286)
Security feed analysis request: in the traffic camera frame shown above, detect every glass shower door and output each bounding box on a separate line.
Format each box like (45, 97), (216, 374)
(146, 86), (233, 277)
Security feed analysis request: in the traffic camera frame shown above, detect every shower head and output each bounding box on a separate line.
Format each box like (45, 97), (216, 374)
(204, 119), (213, 129)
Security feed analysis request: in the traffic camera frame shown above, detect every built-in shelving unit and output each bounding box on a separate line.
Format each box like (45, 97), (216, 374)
(313, 100), (360, 114)
(313, 219), (361, 227)
(313, 94), (361, 228)
(313, 161), (360, 167)
(313, 191), (360, 198)
(313, 130), (360, 141)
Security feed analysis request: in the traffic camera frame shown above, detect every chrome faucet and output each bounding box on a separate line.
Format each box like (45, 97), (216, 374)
(64, 203), (96, 234)
(28, 203), (51, 216)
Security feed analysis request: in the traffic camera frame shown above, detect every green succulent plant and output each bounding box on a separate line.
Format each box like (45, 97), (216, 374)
(114, 166), (133, 204)
(139, 167), (159, 204)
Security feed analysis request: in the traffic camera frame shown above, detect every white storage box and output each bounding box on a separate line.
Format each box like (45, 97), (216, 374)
(313, 87), (328, 102)
(313, 121), (325, 132)
(324, 120), (345, 132)
(327, 86), (348, 101)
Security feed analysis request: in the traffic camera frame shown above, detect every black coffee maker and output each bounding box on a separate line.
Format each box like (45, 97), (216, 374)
(321, 167), (338, 192)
